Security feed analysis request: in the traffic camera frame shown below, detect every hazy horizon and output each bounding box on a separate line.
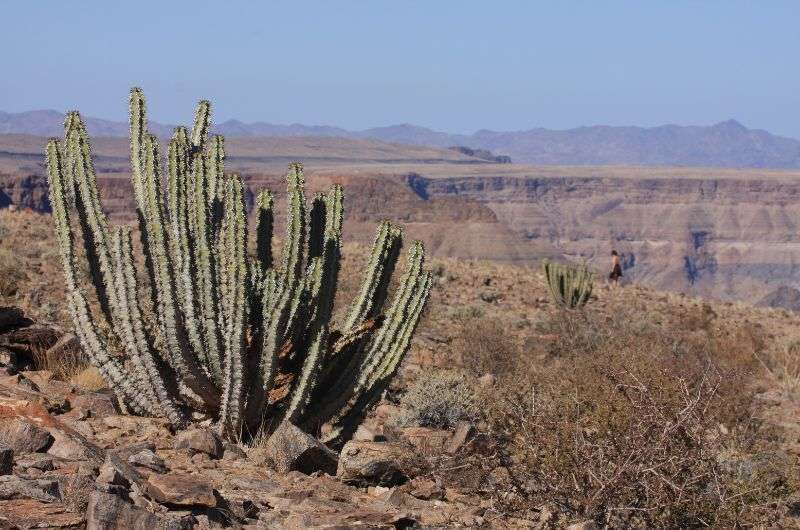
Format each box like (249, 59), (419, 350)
(2, 1), (798, 136)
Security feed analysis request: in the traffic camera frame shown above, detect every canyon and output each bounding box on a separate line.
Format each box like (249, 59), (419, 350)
(3, 133), (800, 307)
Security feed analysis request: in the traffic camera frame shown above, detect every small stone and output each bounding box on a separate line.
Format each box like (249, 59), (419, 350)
(446, 421), (475, 454)
(264, 423), (338, 476)
(567, 521), (598, 530)
(146, 473), (217, 508)
(477, 373), (496, 388)
(222, 443), (247, 461)
(174, 428), (223, 459)
(128, 449), (167, 473)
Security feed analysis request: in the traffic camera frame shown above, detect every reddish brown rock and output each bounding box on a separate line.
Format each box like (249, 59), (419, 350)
(174, 428), (223, 459)
(401, 427), (451, 453)
(337, 441), (428, 486)
(86, 491), (194, 529)
(0, 417), (54, 453)
(264, 423), (339, 476)
(145, 473), (217, 508)
(446, 421), (475, 454)
(0, 499), (83, 529)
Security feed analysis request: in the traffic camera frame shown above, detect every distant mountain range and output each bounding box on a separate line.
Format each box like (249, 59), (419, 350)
(2, 109), (800, 168)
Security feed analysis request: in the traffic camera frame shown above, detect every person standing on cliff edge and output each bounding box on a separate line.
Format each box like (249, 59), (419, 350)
(609, 250), (623, 286)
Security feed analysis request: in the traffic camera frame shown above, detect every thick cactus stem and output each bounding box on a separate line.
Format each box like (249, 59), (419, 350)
(45, 89), (431, 447)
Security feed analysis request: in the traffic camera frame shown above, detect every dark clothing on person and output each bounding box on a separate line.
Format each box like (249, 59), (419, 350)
(609, 263), (623, 281)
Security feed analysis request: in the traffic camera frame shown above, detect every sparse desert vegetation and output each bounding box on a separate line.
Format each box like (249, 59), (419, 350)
(2, 205), (800, 527)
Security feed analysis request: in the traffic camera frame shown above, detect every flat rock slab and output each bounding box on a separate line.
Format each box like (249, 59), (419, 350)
(0, 499), (83, 529)
(0, 474), (60, 502)
(146, 473), (217, 508)
(86, 491), (194, 530)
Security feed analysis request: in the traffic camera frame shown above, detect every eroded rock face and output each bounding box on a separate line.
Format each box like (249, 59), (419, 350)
(417, 174), (800, 302)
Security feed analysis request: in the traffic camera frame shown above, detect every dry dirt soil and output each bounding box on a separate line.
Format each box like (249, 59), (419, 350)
(1, 208), (800, 528)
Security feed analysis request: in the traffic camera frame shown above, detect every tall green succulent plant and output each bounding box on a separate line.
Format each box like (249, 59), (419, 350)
(542, 260), (593, 309)
(46, 89), (432, 444)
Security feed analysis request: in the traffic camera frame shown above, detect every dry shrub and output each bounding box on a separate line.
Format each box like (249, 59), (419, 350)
(446, 305), (485, 321)
(455, 316), (520, 376)
(31, 341), (90, 381)
(396, 370), (479, 429)
(759, 339), (800, 402)
(483, 307), (789, 528)
(70, 366), (107, 391)
(0, 247), (27, 297)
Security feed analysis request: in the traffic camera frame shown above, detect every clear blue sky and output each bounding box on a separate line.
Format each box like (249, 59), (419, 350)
(2, 1), (798, 137)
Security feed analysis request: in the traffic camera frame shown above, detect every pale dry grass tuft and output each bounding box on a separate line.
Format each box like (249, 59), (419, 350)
(759, 340), (800, 402)
(70, 366), (107, 391)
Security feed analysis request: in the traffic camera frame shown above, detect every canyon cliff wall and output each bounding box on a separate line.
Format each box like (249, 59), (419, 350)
(3, 132), (800, 306)
(410, 174), (800, 303)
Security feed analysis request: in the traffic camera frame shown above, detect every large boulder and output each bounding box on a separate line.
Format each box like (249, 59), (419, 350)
(337, 441), (428, 486)
(86, 491), (194, 529)
(263, 423), (338, 476)
(0, 418), (54, 453)
(173, 428), (223, 459)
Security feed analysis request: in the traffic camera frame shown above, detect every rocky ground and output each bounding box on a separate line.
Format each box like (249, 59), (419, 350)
(1, 208), (800, 528)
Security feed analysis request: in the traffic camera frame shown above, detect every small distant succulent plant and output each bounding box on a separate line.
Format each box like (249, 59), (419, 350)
(45, 88), (432, 445)
(542, 260), (593, 309)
